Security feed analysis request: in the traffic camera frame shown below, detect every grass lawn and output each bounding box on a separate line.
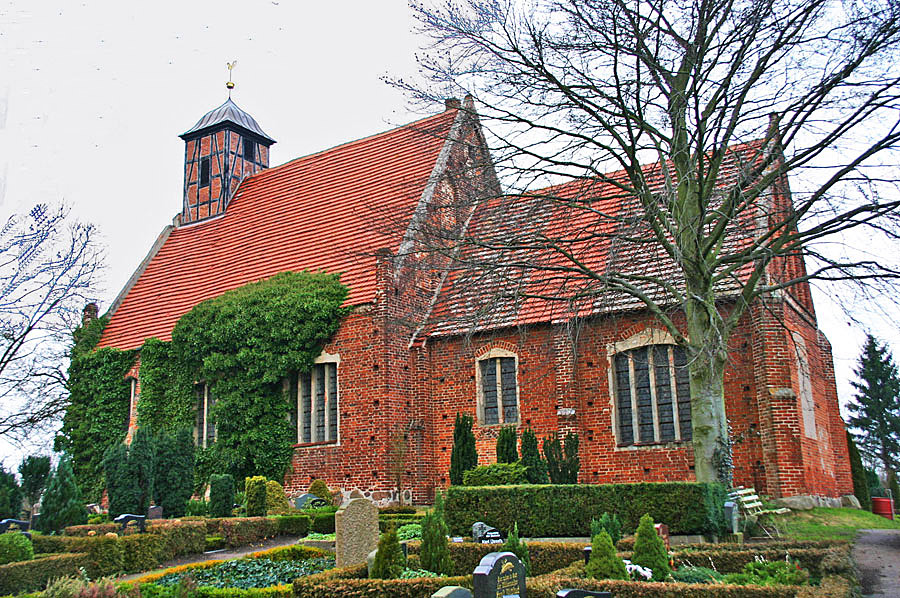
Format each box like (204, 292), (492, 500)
(778, 507), (900, 541)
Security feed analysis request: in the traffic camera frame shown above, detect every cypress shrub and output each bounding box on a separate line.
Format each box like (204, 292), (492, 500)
(209, 474), (235, 518)
(544, 432), (581, 483)
(632, 513), (670, 581)
(370, 526), (406, 579)
(245, 476), (267, 517)
(266, 480), (291, 514)
(520, 428), (548, 484)
(846, 430), (871, 509)
(102, 442), (135, 517)
(591, 512), (623, 545)
(130, 427), (155, 516)
(585, 529), (627, 580)
(37, 456), (87, 534)
(496, 425), (518, 463)
(154, 427), (195, 518)
(462, 462), (527, 486)
(0, 465), (22, 520)
(419, 500), (453, 575)
(308, 479), (332, 503)
(501, 522), (530, 575)
(449, 413), (477, 485)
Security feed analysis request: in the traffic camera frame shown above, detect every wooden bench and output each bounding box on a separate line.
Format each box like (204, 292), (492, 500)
(729, 487), (790, 538)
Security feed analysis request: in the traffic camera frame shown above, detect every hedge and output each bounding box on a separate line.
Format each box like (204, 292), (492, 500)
(310, 512), (336, 534)
(275, 515), (311, 536)
(378, 512), (426, 532)
(129, 585), (292, 597)
(445, 483), (727, 537)
(292, 563), (472, 598)
(406, 540), (584, 576)
(0, 552), (90, 594)
(670, 546), (853, 576)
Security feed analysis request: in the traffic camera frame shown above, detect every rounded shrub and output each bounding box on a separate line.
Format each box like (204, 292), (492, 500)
(585, 530), (627, 580)
(308, 479), (332, 504)
(245, 476), (267, 517)
(631, 513), (670, 581)
(0, 532), (34, 565)
(266, 480), (291, 515)
(462, 462), (527, 486)
(209, 474), (235, 518)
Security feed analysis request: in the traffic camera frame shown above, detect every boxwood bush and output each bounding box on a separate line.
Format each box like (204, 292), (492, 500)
(0, 552), (91, 594)
(444, 483), (727, 537)
(462, 462), (527, 486)
(0, 532), (34, 564)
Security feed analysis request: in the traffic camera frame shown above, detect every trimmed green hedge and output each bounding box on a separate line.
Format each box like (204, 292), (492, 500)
(445, 483), (727, 536)
(310, 512), (335, 534)
(222, 517), (278, 547)
(378, 512), (426, 532)
(462, 462), (527, 486)
(275, 515), (311, 536)
(406, 540), (583, 576)
(292, 563), (472, 598)
(0, 552), (90, 594)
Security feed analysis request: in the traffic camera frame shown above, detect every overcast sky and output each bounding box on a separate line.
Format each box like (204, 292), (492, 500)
(1, 0), (897, 469)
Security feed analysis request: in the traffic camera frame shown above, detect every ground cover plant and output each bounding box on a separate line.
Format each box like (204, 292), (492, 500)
(152, 555), (334, 589)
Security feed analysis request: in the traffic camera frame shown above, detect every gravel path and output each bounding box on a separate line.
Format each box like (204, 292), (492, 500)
(854, 529), (900, 598)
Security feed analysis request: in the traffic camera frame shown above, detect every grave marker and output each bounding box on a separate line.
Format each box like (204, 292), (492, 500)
(335, 497), (379, 567)
(473, 551), (526, 598)
(433, 587), (474, 598)
(556, 590), (611, 598)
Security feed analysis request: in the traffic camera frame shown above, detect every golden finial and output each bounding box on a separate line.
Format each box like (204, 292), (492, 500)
(226, 60), (237, 96)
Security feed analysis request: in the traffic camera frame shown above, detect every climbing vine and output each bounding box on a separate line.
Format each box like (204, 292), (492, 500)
(58, 313), (136, 501)
(143, 270), (350, 483)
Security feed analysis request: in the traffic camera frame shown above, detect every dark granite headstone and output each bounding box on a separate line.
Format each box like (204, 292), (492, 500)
(148, 505), (163, 519)
(433, 587), (474, 598)
(472, 521), (503, 544)
(114, 513), (147, 533)
(583, 545), (591, 565)
(473, 551), (526, 598)
(294, 493), (329, 509)
(0, 519), (30, 534)
(556, 590), (611, 598)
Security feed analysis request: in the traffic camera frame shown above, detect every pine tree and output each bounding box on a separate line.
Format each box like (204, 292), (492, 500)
(420, 498), (454, 575)
(18, 455), (50, 519)
(37, 457), (87, 534)
(520, 428), (548, 484)
(370, 526), (406, 579)
(846, 430), (871, 510)
(496, 425), (518, 463)
(449, 413), (477, 485)
(848, 335), (900, 489)
(631, 514), (670, 581)
(585, 529), (628, 580)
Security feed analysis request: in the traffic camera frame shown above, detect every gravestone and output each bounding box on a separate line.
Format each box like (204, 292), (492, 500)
(113, 513), (147, 533)
(556, 590), (611, 598)
(0, 519), (30, 534)
(148, 505), (163, 519)
(473, 552), (526, 598)
(335, 497), (379, 567)
(472, 521), (503, 544)
(294, 493), (329, 509)
(433, 587), (474, 598)
(654, 523), (670, 551)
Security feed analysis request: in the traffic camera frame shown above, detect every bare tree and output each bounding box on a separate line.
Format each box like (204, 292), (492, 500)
(392, 0), (900, 484)
(0, 204), (102, 444)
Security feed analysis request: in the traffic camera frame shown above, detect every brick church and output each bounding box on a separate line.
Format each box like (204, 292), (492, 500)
(96, 94), (853, 503)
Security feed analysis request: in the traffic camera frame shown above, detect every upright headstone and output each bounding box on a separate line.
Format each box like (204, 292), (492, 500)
(473, 552), (526, 598)
(335, 497), (379, 567)
(433, 587), (474, 598)
(148, 505), (163, 519)
(556, 591), (611, 598)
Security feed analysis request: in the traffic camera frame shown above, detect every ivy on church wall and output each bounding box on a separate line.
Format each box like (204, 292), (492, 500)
(58, 315), (137, 501)
(142, 270), (350, 483)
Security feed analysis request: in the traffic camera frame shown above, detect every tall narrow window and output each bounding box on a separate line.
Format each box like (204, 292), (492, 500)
(194, 384), (216, 448)
(477, 350), (519, 425)
(243, 139), (255, 162)
(297, 359), (339, 444)
(199, 157), (210, 187)
(127, 378), (137, 431)
(612, 344), (691, 446)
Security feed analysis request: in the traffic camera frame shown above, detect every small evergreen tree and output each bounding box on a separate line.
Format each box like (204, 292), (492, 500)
(209, 474), (235, 518)
(848, 335), (900, 491)
(496, 425), (518, 463)
(846, 430), (871, 509)
(370, 525), (406, 579)
(420, 498), (454, 575)
(501, 522), (530, 575)
(165, 427), (195, 518)
(129, 427), (155, 516)
(433, 488), (446, 520)
(0, 466), (22, 520)
(585, 529), (628, 580)
(890, 474), (900, 503)
(245, 476), (267, 516)
(266, 480), (291, 514)
(544, 433), (580, 483)
(591, 512), (623, 545)
(632, 514), (670, 581)
(37, 457), (87, 534)
(18, 455), (50, 519)
(520, 428), (548, 484)
(103, 442), (136, 517)
(449, 413), (477, 485)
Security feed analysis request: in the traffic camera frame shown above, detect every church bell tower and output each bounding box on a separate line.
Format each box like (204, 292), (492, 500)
(179, 91), (275, 224)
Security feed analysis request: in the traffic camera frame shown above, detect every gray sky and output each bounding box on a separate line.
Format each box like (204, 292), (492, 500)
(1, 0), (897, 469)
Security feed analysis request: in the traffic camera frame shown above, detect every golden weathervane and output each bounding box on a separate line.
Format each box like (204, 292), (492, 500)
(226, 61), (237, 95)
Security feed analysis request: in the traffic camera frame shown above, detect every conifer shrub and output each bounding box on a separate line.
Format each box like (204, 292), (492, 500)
(501, 522), (530, 575)
(370, 526), (406, 579)
(0, 532), (33, 565)
(153, 427), (195, 518)
(308, 479), (333, 503)
(0, 466), (23, 520)
(266, 480), (292, 515)
(419, 496), (453, 575)
(585, 529), (628, 580)
(449, 413), (477, 485)
(590, 512), (623, 545)
(631, 513), (670, 581)
(462, 462), (527, 486)
(245, 476), (267, 517)
(496, 425), (518, 463)
(36, 456), (87, 534)
(209, 474), (235, 518)
(846, 431), (870, 510)
(543, 432), (580, 483)
(520, 428), (548, 484)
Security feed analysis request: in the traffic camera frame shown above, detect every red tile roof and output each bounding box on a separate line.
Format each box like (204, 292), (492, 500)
(98, 109), (459, 350)
(427, 140), (768, 335)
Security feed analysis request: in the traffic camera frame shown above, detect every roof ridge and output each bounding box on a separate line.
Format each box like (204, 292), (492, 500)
(247, 108), (458, 182)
